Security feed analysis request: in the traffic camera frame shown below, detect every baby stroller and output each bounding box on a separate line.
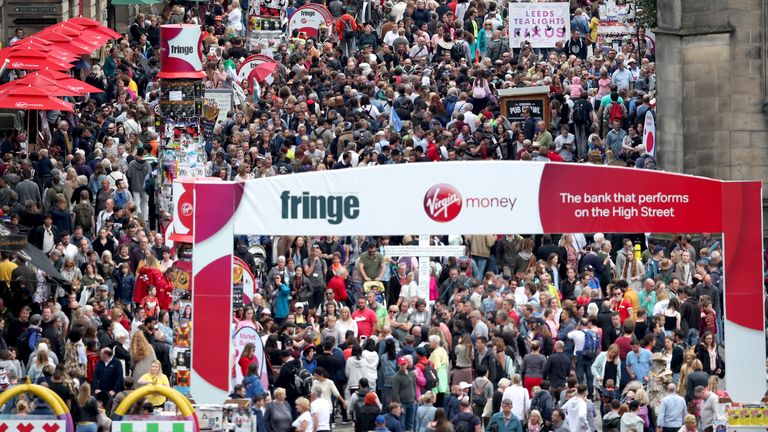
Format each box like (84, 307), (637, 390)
(363, 280), (386, 306)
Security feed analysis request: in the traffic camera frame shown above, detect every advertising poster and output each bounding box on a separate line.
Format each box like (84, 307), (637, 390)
(287, 4), (333, 38)
(598, 1), (636, 44)
(508, 2), (570, 48)
(230, 326), (268, 393)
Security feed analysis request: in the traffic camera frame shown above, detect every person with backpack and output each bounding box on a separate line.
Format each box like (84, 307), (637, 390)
(275, 350), (311, 415)
(391, 356), (418, 432)
(451, 398), (482, 432)
(125, 147), (152, 220)
(335, 14), (360, 58)
(470, 365), (493, 418)
(568, 318), (600, 399)
(572, 93), (594, 160)
(530, 381), (554, 425)
(602, 92), (627, 138)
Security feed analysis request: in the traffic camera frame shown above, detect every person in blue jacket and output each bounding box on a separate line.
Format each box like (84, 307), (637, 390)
(244, 362), (266, 399)
(486, 398), (523, 432)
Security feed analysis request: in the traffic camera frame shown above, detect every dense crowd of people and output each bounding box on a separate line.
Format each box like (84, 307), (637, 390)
(0, 0), (735, 432)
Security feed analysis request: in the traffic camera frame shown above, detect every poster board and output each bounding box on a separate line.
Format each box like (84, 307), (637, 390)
(498, 86), (551, 125)
(598, 1), (636, 46)
(287, 4), (333, 38)
(508, 2), (570, 49)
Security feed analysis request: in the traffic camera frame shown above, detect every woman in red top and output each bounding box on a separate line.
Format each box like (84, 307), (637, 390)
(238, 343), (259, 377)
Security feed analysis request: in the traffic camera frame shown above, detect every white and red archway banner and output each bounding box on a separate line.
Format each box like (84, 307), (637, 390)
(184, 162), (765, 404)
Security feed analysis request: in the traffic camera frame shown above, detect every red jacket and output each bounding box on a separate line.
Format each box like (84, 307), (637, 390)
(134, 266), (173, 310)
(426, 142), (441, 161)
(335, 14), (359, 40)
(328, 275), (348, 302)
(547, 150), (564, 162)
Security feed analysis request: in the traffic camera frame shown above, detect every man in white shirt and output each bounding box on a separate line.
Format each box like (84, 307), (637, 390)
(553, 125), (575, 162)
(310, 388), (333, 432)
(501, 374), (530, 421)
(695, 385), (720, 432)
(561, 385), (589, 432)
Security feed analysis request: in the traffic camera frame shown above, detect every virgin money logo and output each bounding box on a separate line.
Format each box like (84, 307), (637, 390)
(181, 202), (193, 217)
(11, 62), (26, 68)
(14, 101), (41, 109)
(424, 184), (462, 222)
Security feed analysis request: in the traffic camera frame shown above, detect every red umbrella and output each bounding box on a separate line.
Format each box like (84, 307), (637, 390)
(0, 87), (73, 111)
(35, 30), (102, 55)
(5, 42), (79, 63)
(247, 62), (278, 84)
(66, 18), (123, 39)
(33, 70), (105, 94)
(55, 20), (122, 40)
(0, 50), (72, 70)
(0, 75), (82, 97)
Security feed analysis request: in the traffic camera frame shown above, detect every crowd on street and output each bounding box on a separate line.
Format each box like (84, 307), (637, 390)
(0, 1), (734, 432)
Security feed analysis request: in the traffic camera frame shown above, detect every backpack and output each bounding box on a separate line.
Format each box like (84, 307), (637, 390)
(423, 361), (439, 390)
(343, 19), (356, 41)
(540, 336), (554, 356)
(291, 366), (313, 397)
(472, 82), (487, 99)
(608, 101), (625, 124)
(472, 380), (490, 409)
(143, 172), (155, 195)
(450, 43), (465, 62)
(579, 329), (600, 357)
(454, 414), (473, 432)
(573, 100), (589, 125)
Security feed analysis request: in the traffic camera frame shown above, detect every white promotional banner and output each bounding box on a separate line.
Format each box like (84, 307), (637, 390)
(508, 2), (570, 49)
(203, 89), (233, 125)
(643, 111), (656, 157)
(233, 162), (546, 235)
(231, 326), (268, 391)
(287, 4), (333, 38)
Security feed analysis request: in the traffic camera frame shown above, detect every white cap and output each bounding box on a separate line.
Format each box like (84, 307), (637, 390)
(459, 382), (472, 389)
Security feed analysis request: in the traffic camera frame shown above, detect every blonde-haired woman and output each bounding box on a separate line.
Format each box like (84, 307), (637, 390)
(74, 382), (99, 432)
(130, 331), (156, 378)
(428, 335), (449, 395)
(137, 360), (170, 406)
(226, 0), (244, 34)
(415, 392), (437, 432)
(292, 397), (313, 432)
(527, 409), (544, 432)
(265, 388), (293, 432)
(28, 342), (55, 383)
(337, 306), (358, 338)
(558, 234), (580, 272)
(677, 349), (696, 398)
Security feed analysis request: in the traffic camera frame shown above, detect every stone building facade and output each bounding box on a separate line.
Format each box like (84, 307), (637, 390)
(656, 0), (768, 234)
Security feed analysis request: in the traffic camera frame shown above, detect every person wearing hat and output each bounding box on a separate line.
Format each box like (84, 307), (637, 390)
(391, 356), (417, 431)
(374, 415), (389, 432)
(355, 392), (383, 432)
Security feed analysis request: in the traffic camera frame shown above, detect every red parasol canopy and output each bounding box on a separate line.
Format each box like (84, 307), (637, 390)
(34, 30), (102, 55)
(6, 42), (79, 63)
(0, 50), (72, 70)
(0, 75), (82, 97)
(56, 18), (122, 40)
(0, 87), (73, 111)
(247, 62), (278, 84)
(33, 70), (105, 94)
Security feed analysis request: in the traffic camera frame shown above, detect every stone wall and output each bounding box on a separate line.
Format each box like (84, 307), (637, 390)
(657, 0), (768, 236)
